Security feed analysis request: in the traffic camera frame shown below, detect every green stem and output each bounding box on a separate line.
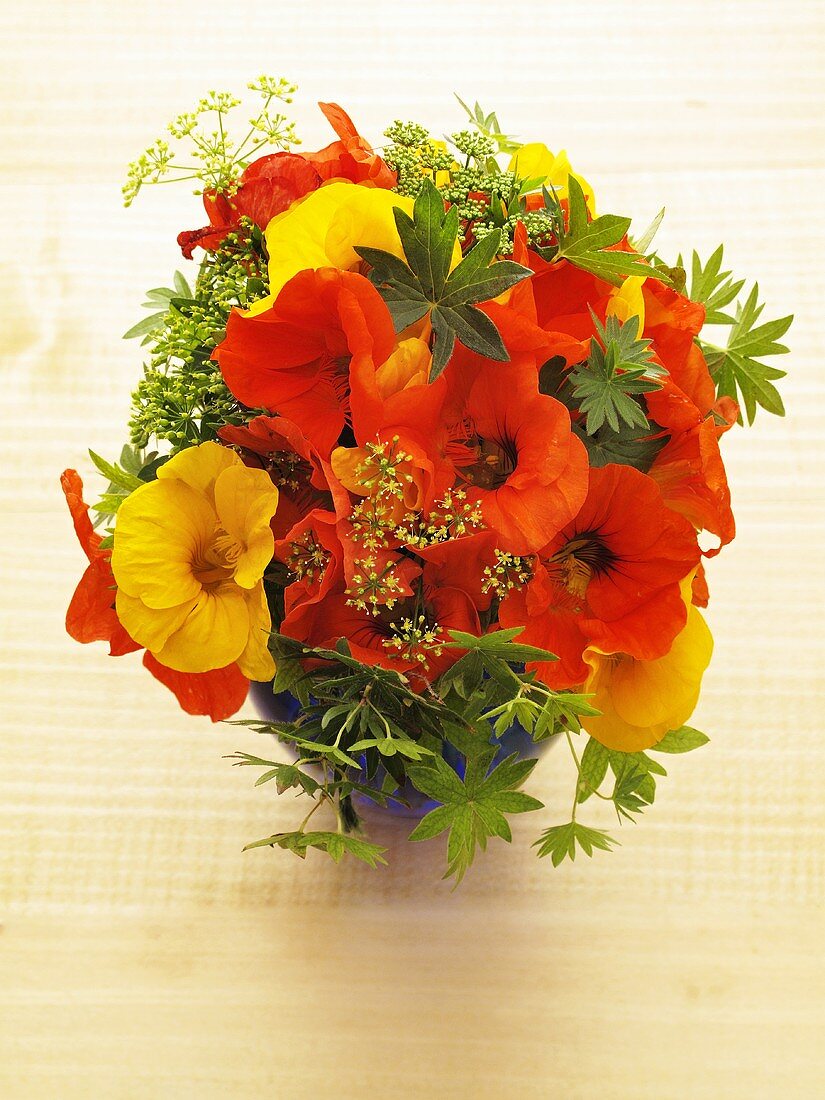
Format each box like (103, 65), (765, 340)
(234, 94), (274, 162)
(565, 729), (612, 803)
(296, 796), (324, 833)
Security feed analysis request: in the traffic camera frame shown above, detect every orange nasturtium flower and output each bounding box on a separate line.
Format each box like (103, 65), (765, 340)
(580, 581), (714, 752)
(111, 442), (279, 678)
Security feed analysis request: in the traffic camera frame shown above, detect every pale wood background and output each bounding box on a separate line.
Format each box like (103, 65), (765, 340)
(1, 1), (824, 1097)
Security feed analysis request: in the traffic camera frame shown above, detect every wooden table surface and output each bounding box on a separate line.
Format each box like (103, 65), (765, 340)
(2, 2), (824, 1096)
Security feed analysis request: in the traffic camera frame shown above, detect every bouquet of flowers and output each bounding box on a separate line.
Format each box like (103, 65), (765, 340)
(62, 79), (791, 880)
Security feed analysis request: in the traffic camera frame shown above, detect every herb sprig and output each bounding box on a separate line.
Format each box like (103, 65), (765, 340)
(232, 630), (706, 880)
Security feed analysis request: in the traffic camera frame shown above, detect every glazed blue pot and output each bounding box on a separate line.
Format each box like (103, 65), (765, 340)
(248, 680), (548, 818)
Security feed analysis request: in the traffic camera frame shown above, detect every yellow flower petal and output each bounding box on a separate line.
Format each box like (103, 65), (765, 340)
(248, 182), (414, 314)
(154, 585), (250, 673)
(509, 143), (597, 215)
(156, 439), (236, 498)
(236, 583), (276, 681)
(213, 464), (279, 589)
(606, 276), (647, 337)
(330, 445), (370, 496)
(115, 589), (198, 653)
(582, 606), (713, 752)
(374, 337), (432, 398)
(112, 479), (213, 609)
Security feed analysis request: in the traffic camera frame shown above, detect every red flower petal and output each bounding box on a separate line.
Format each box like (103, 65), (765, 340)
(143, 653), (249, 722)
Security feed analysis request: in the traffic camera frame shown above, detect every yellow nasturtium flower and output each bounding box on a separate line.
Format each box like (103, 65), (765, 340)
(580, 594), (713, 753)
(111, 442), (279, 679)
(248, 182), (415, 315)
(509, 143), (597, 216)
(606, 275), (647, 337)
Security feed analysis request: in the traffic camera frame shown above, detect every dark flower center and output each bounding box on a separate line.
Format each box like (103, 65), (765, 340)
(458, 434), (518, 490)
(547, 531), (616, 599)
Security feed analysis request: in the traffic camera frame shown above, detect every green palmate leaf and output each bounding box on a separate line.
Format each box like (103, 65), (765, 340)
(88, 444), (164, 524)
(355, 179), (532, 379)
(482, 687), (598, 744)
(88, 448), (145, 525)
(446, 626), (559, 666)
(408, 753), (544, 883)
(530, 692), (601, 741)
(533, 821), (617, 866)
(553, 176), (670, 287)
(631, 207), (666, 255)
(684, 245), (745, 325)
(682, 246), (791, 424)
(348, 736), (433, 761)
(606, 748), (667, 818)
(454, 94), (521, 155)
(570, 311), (664, 434)
(88, 449), (145, 493)
(227, 753), (322, 796)
(701, 283), (792, 424)
(650, 725), (710, 754)
(91, 492), (131, 518)
(440, 626), (563, 717)
(243, 830), (388, 868)
(576, 737), (609, 804)
(573, 419), (667, 472)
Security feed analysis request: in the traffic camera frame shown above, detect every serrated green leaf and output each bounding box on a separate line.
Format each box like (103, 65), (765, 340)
(88, 450), (144, 493)
(631, 207), (665, 255)
(554, 177), (670, 288)
(686, 244), (746, 325)
(407, 803), (455, 842)
(702, 283), (791, 424)
(355, 180), (531, 380)
(570, 311), (663, 435)
(573, 419), (667, 472)
(408, 751), (543, 882)
(454, 93), (521, 154)
(577, 738), (609, 804)
(533, 821), (617, 866)
(604, 748), (665, 820)
(91, 490), (130, 517)
(651, 725), (710, 754)
(243, 830), (387, 868)
(446, 627), (558, 665)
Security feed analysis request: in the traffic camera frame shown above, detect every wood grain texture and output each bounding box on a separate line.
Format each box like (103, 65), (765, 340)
(1, 1), (823, 1096)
